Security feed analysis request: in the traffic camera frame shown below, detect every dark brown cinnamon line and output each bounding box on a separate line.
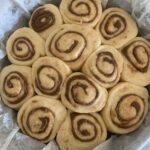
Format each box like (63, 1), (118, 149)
(31, 7), (55, 32)
(70, 112), (99, 142)
(68, 0), (98, 23)
(49, 30), (86, 62)
(21, 105), (55, 141)
(121, 40), (149, 72)
(35, 65), (63, 96)
(65, 74), (99, 106)
(100, 13), (126, 40)
(12, 37), (35, 61)
(3, 71), (28, 104)
(90, 52), (118, 83)
(111, 94), (145, 128)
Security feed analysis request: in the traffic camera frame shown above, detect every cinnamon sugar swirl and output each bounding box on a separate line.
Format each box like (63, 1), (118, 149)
(46, 24), (101, 70)
(32, 56), (71, 99)
(61, 72), (108, 113)
(17, 96), (67, 143)
(60, 0), (102, 27)
(6, 28), (45, 66)
(29, 4), (62, 40)
(120, 37), (150, 86)
(96, 8), (138, 48)
(82, 45), (123, 88)
(0, 65), (34, 109)
(57, 112), (107, 150)
(101, 82), (148, 134)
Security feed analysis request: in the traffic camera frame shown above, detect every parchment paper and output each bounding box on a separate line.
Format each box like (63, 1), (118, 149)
(0, 0), (150, 150)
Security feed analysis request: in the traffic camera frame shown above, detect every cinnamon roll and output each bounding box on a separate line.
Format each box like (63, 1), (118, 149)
(59, 0), (102, 27)
(32, 56), (71, 99)
(96, 8), (138, 48)
(0, 65), (34, 110)
(101, 82), (149, 134)
(82, 45), (123, 88)
(17, 95), (67, 143)
(29, 4), (63, 40)
(6, 27), (45, 66)
(61, 72), (108, 113)
(120, 37), (150, 86)
(57, 112), (107, 150)
(45, 24), (101, 71)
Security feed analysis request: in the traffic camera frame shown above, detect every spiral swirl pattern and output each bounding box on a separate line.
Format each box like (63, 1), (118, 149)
(24, 107), (54, 140)
(83, 46), (123, 88)
(61, 72), (108, 113)
(60, 0), (102, 27)
(71, 113), (99, 142)
(100, 14), (126, 40)
(35, 65), (62, 96)
(102, 82), (148, 134)
(93, 52), (118, 81)
(3, 71), (28, 104)
(32, 57), (71, 98)
(0, 65), (34, 109)
(31, 7), (55, 32)
(49, 31), (86, 62)
(56, 112), (107, 150)
(46, 24), (101, 70)
(6, 28), (45, 66)
(12, 37), (35, 61)
(29, 4), (63, 40)
(96, 8), (138, 48)
(18, 99), (55, 141)
(121, 37), (150, 86)
(17, 96), (67, 143)
(121, 39), (149, 73)
(112, 94), (145, 128)
(65, 74), (98, 106)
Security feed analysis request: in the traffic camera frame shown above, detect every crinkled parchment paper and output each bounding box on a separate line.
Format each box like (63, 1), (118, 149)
(1, 0), (150, 150)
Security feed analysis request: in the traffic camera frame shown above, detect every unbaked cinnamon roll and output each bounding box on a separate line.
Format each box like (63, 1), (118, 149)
(61, 72), (108, 113)
(57, 112), (107, 150)
(101, 82), (148, 134)
(0, 65), (34, 110)
(96, 8), (138, 48)
(60, 0), (102, 27)
(6, 27), (45, 66)
(45, 24), (101, 71)
(82, 45), (123, 88)
(120, 37), (150, 86)
(32, 56), (71, 99)
(29, 4), (63, 40)
(17, 95), (67, 143)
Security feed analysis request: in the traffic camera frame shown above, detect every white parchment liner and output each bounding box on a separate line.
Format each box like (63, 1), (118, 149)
(1, 0), (150, 150)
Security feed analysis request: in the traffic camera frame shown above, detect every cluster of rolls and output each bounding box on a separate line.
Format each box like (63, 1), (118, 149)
(0, 0), (150, 150)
